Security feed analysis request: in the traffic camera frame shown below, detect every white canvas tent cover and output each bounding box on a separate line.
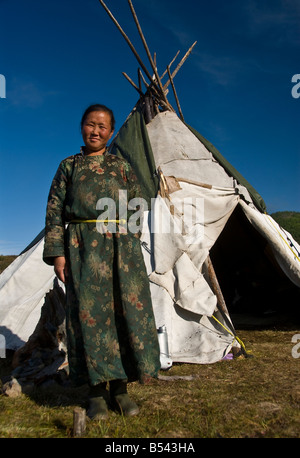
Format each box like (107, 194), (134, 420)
(1, 109), (299, 367)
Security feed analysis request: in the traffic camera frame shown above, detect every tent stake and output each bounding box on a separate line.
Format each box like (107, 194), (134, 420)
(72, 407), (86, 437)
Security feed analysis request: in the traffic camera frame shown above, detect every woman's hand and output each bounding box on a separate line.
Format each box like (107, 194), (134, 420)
(54, 256), (68, 283)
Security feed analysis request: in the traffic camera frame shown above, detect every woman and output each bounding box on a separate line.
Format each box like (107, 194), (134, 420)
(43, 104), (160, 419)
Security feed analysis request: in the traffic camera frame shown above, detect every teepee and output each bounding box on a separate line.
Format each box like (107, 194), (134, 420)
(1, 0), (300, 374)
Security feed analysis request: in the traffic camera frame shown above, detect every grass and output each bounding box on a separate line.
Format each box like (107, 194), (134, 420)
(0, 255), (17, 274)
(1, 328), (299, 438)
(271, 211), (300, 244)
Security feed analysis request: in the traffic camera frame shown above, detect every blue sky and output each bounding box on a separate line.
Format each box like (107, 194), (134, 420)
(0, 0), (299, 255)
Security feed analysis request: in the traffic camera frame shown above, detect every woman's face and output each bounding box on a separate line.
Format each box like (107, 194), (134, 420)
(81, 111), (114, 155)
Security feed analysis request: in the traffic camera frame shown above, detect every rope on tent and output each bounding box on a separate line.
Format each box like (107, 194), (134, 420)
(266, 215), (300, 263)
(211, 314), (250, 357)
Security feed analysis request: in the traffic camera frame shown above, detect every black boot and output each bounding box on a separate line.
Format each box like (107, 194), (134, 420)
(87, 382), (109, 420)
(110, 379), (139, 417)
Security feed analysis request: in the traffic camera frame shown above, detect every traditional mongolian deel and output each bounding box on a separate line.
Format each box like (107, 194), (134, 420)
(43, 151), (160, 386)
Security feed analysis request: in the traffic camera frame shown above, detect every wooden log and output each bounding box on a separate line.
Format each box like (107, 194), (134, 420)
(73, 407), (86, 437)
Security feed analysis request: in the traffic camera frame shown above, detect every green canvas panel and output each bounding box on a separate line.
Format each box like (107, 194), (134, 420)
(110, 107), (159, 207)
(186, 123), (267, 213)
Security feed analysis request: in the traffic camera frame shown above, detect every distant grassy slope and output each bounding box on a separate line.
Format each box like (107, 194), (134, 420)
(0, 255), (17, 274)
(271, 211), (300, 244)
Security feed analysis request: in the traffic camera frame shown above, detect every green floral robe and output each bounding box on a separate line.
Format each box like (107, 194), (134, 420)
(43, 151), (160, 386)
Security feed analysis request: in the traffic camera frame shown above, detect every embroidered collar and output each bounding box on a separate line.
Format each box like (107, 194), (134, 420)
(80, 146), (109, 156)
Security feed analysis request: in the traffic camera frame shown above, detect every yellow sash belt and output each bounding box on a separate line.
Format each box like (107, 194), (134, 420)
(70, 219), (126, 224)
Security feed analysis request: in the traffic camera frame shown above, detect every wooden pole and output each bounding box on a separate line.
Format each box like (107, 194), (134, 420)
(98, 0), (161, 93)
(122, 72), (144, 96)
(205, 255), (230, 317)
(138, 68), (143, 93)
(138, 67), (149, 90)
(204, 255), (249, 356)
(163, 41), (197, 90)
(160, 50), (180, 81)
(127, 0), (169, 107)
(167, 65), (184, 121)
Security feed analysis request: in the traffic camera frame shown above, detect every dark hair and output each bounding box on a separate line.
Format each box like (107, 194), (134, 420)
(80, 104), (115, 131)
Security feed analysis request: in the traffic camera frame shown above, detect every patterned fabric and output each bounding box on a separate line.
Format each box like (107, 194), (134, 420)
(43, 151), (160, 386)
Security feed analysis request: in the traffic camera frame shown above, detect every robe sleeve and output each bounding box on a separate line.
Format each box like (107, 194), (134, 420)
(43, 160), (69, 265)
(125, 162), (143, 202)
(123, 162), (145, 236)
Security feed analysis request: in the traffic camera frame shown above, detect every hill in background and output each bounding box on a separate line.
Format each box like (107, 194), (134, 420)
(271, 211), (300, 245)
(0, 255), (17, 274)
